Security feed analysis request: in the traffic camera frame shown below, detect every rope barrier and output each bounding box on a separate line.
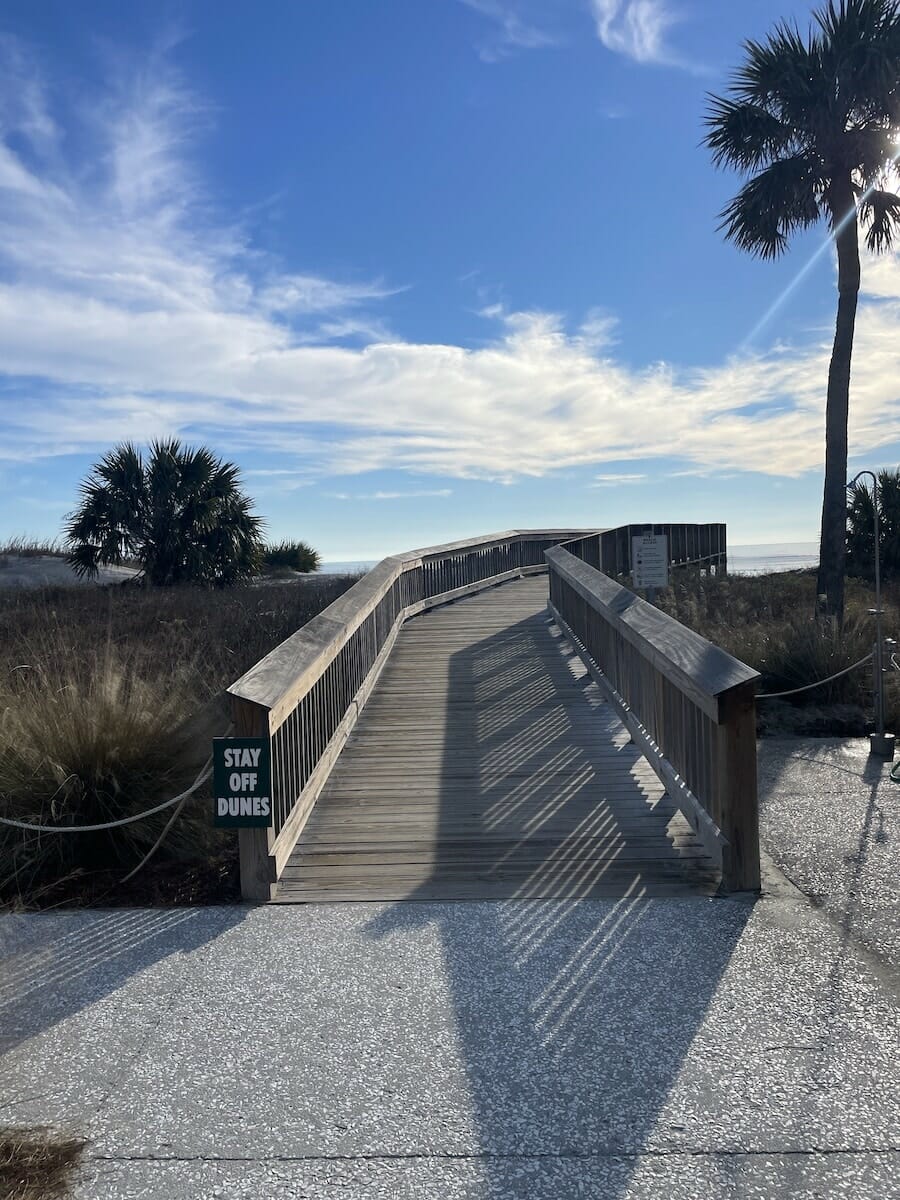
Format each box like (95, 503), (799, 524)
(0, 757), (213, 833)
(757, 652), (874, 698)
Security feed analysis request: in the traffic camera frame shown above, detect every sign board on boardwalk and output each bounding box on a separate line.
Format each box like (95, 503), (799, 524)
(212, 737), (273, 828)
(632, 534), (668, 590)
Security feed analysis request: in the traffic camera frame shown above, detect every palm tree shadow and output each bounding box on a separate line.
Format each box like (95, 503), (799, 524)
(367, 594), (752, 1193)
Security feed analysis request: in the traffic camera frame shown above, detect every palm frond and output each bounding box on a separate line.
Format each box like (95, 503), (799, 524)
(703, 97), (796, 170)
(91, 443), (144, 497)
(732, 22), (825, 120)
(815, 0), (900, 120)
(65, 541), (101, 580)
(718, 156), (823, 258)
(859, 187), (900, 249)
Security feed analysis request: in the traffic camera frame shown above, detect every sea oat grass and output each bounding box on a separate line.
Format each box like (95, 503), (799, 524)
(0, 539), (66, 566)
(655, 570), (900, 730)
(0, 1127), (85, 1200)
(0, 575), (358, 904)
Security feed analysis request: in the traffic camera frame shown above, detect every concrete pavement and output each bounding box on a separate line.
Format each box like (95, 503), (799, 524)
(1, 737), (899, 1199)
(759, 737), (900, 975)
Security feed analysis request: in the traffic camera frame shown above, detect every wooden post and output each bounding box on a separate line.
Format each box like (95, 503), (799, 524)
(716, 682), (760, 892)
(232, 695), (276, 902)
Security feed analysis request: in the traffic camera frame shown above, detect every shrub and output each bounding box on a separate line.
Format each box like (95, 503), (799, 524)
(261, 540), (321, 574)
(65, 441), (263, 586)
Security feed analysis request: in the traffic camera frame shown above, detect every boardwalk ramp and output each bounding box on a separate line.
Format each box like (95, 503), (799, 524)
(277, 578), (717, 901)
(227, 529), (759, 902)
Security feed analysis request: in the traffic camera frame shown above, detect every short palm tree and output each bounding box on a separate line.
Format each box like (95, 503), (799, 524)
(66, 440), (264, 586)
(847, 466), (900, 580)
(704, 0), (900, 623)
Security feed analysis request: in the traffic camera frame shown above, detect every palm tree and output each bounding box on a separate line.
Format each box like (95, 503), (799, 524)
(847, 466), (900, 580)
(704, 0), (900, 623)
(66, 440), (264, 586)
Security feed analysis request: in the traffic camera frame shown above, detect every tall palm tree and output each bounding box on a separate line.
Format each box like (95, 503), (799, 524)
(66, 440), (264, 586)
(704, 0), (900, 623)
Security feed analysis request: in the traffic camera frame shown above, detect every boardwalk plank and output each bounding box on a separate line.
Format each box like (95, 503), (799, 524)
(276, 576), (720, 902)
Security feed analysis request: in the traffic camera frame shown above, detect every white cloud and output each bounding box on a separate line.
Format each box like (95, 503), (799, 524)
(258, 275), (399, 316)
(591, 473), (647, 486)
(0, 34), (58, 147)
(589, 0), (697, 71)
(329, 489), (454, 501)
(1, 43), (899, 491)
(576, 308), (619, 351)
(459, 0), (559, 62)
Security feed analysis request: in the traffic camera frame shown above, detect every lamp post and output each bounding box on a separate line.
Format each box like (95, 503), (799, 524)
(848, 470), (895, 759)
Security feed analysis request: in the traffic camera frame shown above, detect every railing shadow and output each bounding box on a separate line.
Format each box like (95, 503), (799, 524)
(368, 589), (751, 1192)
(0, 906), (247, 1057)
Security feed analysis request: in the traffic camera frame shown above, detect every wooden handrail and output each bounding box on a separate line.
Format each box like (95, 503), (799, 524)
(564, 522), (727, 577)
(228, 528), (595, 898)
(545, 544), (760, 892)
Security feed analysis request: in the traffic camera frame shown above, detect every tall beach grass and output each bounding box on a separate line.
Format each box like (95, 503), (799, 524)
(0, 575), (359, 906)
(654, 570), (900, 730)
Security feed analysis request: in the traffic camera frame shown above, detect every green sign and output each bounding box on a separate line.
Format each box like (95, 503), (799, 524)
(212, 737), (273, 828)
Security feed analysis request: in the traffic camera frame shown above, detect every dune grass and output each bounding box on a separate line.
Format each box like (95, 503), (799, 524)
(654, 569), (900, 731)
(0, 575), (359, 907)
(0, 1127), (85, 1200)
(0, 538), (66, 563)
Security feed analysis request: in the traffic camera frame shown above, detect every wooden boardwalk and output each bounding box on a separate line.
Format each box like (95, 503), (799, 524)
(275, 577), (719, 902)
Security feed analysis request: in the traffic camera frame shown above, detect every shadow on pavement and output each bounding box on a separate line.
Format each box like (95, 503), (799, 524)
(368, 605), (752, 1196)
(0, 906), (247, 1056)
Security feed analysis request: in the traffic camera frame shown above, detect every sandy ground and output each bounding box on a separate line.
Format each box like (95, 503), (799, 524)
(0, 554), (138, 589)
(0, 555), (345, 590)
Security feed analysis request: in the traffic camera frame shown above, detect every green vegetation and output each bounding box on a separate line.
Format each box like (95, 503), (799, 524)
(0, 574), (358, 907)
(655, 568), (899, 733)
(0, 1127), (84, 1200)
(847, 467), (900, 583)
(65, 440), (263, 586)
(704, 0), (900, 623)
(261, 539), (321, 574)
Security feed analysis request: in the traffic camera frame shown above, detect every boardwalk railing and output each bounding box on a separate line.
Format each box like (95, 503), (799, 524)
(546, 543), (760, 891)
(564, 522), (726, 577)
(228, 529), (592, 898)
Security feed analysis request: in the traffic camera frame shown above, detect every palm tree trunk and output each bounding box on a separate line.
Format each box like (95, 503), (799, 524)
(816, 174), (860, 625)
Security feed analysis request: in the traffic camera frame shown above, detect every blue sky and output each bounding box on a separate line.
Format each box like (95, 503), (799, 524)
(1, 0), (899, 558)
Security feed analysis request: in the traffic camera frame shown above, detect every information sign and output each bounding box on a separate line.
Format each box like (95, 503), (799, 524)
(632, 534), (669, 590)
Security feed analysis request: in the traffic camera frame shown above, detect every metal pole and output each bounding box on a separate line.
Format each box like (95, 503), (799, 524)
(873, 475), (884, 740)
(849, 469), (894, 758)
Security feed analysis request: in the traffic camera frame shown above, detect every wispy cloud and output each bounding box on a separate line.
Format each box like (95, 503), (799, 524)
(589, 0), (700, 72)
(591, 473), (647, 486)
(329, 489), (454, 501)
(1, 41), (899, 491)
(258, 276), (399, 316)
(0, 36), (394, 366)
(459, 0), (559, 62)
